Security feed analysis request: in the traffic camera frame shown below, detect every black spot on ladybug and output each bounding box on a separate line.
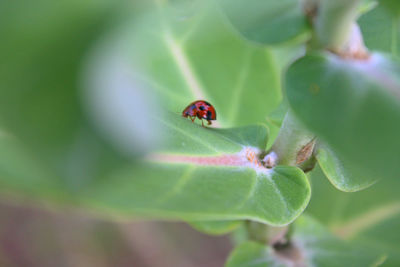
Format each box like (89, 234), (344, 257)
(203, 101), (211, 106)
(207, 110), (212, 120)
(199, 105), (205, 110)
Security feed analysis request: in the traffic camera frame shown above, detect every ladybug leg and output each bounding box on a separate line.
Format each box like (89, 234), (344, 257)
(191, 116), (195, 122)
(207, 120), (212, 125)
(201, 120), (204, 127)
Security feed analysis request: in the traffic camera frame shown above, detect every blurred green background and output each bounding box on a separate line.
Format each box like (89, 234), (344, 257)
(0, 0), (233, 266)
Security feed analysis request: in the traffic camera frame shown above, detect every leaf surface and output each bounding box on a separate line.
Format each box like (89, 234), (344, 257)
(307, 167), (400, 266)
(0, 0), (117, 162)
(80, 114), (311, 225)
(359, 1), (400, 57)
(0, 0), (308, 227)
(217, 0), (309, 45)
(0, 132), (65, 200)
(286, 52), (400, 183)
(316, 144), (377, 192)
(91, 0), (282, 130)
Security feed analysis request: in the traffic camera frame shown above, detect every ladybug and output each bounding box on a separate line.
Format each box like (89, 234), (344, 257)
(182, 100), (217, 126)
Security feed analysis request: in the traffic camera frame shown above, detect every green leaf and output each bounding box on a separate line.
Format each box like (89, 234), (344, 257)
(226, 216), (385, 267)
(0, 0), (136, 198)
(286, 52), (400, 183)
(352, 214), (400, 266)
(90, 0), (282, 130)
(0, 132), (66, 200)
(188, 220), (242, 235)
(0, 111), (311, 225)
(317, 143), (377, 192)
(264, 100), (289, 149)
(0, 0), (294, 227)
(75, 1), (305, 224)
(380, 0), (400, 16)
(217, 0), (310, 45)
(306, 166), (400, 266)
(0, 0), (283, 203)
(0, 0), (118, 162)
(80, 115), (311, 225)
(307, 167), (400, 230)
(359, 2), (400, 57)
(287, 50), (400, 264)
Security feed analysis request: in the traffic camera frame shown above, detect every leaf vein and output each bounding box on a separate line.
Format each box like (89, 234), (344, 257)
(156, 116), (222, 153)
(233, 171), (258, 211)
(154, 166), (196, 205)
(270, 173), (291, 217)
(229, 49), (253, 124)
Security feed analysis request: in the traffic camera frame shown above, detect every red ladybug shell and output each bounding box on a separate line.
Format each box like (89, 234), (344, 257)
(182, 100), (217, 125)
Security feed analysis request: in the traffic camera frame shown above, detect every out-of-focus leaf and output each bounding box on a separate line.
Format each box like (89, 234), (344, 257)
(0, 132), (66, 200)
(380, 0), (400, 16)
(317, 144), (377, 192)
(226, 216), (385, 267)
(286, 52), (400, 182)
(0, 0), (143, 202)
(352, 214), (400, 266)
(0, 0), (119, 162)
(359, 1), (400, 57)
(188, 220), (242, 235)
(359, 0), (377, 14)
(0, 0), (137, 197)
(217, 0), (310, 45)
(80, 114), (311, 225)
(307, 167), (400, 229)
(307, 167), (400, 266)
(89, 0), (281, 131)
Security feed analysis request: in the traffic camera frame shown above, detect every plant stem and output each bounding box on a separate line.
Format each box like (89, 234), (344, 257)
(315, 0), (361, 51)
(264, 111), (315, 167)
(244, 0), (363, 252)
(245, 221), (290, 246)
